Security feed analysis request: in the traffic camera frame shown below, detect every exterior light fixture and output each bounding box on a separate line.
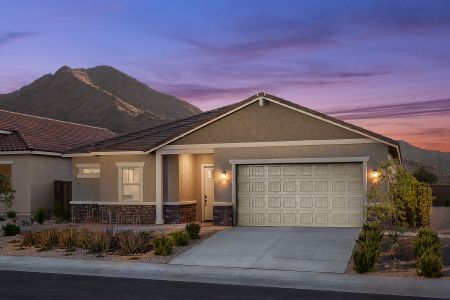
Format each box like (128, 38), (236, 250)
(222, 171), (227, 179)
(372, 169), (380, 178)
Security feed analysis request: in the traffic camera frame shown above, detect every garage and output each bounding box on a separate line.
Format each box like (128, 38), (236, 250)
(237, 163), (364, 227)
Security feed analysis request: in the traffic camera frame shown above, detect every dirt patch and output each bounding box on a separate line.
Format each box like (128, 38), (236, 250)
(346, 235), (450, 279)
(0, 227), (223, 264)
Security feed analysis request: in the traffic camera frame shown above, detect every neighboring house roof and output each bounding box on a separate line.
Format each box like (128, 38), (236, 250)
(0, 110), (115, 154)
(67, 93), (400, 157)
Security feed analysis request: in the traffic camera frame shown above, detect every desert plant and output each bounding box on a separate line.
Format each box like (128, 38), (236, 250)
(20, 231), (40, 247)
(357, 223), (383, 244)
(38, 228), (59, 250)
(116, 231), (152, 255)
(352, 240), (380, 273)
(416, 251), (442, 278)
(185, 223), (201, 239)
(21, 219), (31, 227)
(170, 230), (189, 246)
(34, 208), (46, 225)
(84, 230), (116, 253)
(152, 235), (173, 256)
(2, 223), (20, 236)
(6, 210), (16, 220)
(0, 175), (16, 213)
(59, 228), (79, 250)
(413, 232), (441, 258)
(368, 160), (433, 229)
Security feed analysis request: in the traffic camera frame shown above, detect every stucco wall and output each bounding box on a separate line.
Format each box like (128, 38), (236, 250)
(173, 101), (363, 145)
(72, 156), (100, 203)
(163, 155), (179, 202)
(179, 154), (195, 202)
(29, 155), (71, 212)
(213, 143), (389, 204)
(72, 154), (156, 203)
(1, 155), (71, 215)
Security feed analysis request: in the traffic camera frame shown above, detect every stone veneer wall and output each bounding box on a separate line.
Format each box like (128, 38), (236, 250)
(163, 203), (196, 224)
(213, 205), (232, 226)
(71, 204), (156, 224)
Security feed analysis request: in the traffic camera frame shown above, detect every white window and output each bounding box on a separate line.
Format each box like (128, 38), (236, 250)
(76, 164), (100, 178)
(116, 162), (144, 202)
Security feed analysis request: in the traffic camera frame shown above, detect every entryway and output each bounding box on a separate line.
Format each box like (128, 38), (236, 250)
(170, 227), (360, 273)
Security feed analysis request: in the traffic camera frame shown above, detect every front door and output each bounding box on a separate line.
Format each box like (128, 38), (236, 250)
(203, 166), (214, 221)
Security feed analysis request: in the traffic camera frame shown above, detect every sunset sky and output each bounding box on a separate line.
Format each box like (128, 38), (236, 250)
(1, 0), (449, 151)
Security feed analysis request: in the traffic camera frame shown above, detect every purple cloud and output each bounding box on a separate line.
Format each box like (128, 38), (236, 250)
(0, 31), (35, 47)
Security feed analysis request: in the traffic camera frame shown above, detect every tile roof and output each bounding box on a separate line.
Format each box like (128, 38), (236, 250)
(0, 110), (115, 153)
(68, 93), (399, 154)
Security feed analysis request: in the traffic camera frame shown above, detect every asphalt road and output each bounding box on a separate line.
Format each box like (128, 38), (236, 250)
(0, 270), (437, 300)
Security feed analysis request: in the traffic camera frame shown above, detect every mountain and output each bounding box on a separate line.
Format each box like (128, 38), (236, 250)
(0, 66), (201, 134)
(400, 140), (450, 184)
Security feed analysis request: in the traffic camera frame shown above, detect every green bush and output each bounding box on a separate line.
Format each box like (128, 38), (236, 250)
(353, 240), (380, 273)
(2, 223), (21, 236)
(117, 231), (152, 255)
(170, 230), (189, 246)
(6, 210), (16, 219)
(416, 251), (442, 278)
(185, 223), (201, 239)
(152, 235), (173, 256)
(34, 208), (45, 225)
(357, 224), (383, 244)
(413, 233), (441, 258)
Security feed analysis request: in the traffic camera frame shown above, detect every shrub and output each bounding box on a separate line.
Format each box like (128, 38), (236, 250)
(413, 233), (441, 258)
(2, 223), (21, 236)
(353, 240), (380, 273)
(34, 208), (45, 225)
(185, 223), (201, 239)
(357, 224), (383, 244)
(6, 210), (16, 219)
(59, 228), (79, 250)
(152, 235), (173, 256)
(416, 251), (442, 278)
(21, 231), (40, 247)
(38, 228), (59, 250)
(117, 231), (152, 255)
(83, 230), (116, 253)
(170, 230), (189, 246)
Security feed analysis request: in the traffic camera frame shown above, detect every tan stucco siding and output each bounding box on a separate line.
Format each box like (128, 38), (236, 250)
(72, 154), (156, 203)
(72, 156), (100, 203)
(1, 155), (71, 215)
(179, 154), (195, 202)
(173, 101), (364, 145)
(163, 155), (179, 202)
(213, 143), (389, 204)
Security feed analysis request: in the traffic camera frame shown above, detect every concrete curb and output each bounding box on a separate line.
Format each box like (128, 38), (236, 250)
(0, 255), (448, 299)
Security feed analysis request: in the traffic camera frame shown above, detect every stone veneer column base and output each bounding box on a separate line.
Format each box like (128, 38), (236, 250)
(163, 203), (196, 224)
(71, 204), (156, 224)
(213, 205), (232, 226)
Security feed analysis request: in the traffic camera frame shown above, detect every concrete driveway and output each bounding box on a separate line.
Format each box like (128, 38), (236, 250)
(170, 227), (360, 273)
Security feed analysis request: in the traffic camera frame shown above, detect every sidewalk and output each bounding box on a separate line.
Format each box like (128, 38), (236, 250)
(0, 255), (448, 299)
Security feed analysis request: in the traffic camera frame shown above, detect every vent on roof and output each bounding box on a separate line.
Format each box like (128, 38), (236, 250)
(259, 98), (266, 106)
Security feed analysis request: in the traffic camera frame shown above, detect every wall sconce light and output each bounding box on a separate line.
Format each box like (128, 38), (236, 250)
(372, 169), (380, 178)
(221, 171), (227, 179)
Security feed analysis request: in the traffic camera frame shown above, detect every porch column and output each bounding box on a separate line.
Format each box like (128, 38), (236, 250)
(155, 151), (164, 224)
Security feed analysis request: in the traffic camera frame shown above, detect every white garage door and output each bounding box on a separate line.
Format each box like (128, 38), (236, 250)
(237, 163), (364, 227)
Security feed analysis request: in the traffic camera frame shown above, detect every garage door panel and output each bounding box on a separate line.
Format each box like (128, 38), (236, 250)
(237, 163), (364, 227)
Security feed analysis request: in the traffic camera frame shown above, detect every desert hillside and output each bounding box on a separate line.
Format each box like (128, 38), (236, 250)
(0, 66), (201, 134)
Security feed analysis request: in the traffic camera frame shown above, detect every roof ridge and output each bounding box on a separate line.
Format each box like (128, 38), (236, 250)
(12, 130), (34, 150)
(0, 109), (114, 133)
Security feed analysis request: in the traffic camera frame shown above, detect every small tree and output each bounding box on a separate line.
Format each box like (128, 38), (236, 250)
(368, 160), (433, 236)
(0, 175), (16, 215)
(413, 166), (438, 185)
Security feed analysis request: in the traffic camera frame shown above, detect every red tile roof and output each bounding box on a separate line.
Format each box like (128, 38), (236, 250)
(0, 110), (115, 153)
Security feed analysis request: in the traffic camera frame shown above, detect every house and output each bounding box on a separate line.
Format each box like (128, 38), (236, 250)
(0, 110), (115, 217)
(66, 93), (400, 226)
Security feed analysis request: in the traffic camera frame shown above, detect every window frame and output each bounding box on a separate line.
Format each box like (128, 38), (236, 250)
(76, 163), (100, 178)
(116, 162), (145, 202)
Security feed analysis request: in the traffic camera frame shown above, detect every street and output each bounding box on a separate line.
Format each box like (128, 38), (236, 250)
(0, 270), (436, 300)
